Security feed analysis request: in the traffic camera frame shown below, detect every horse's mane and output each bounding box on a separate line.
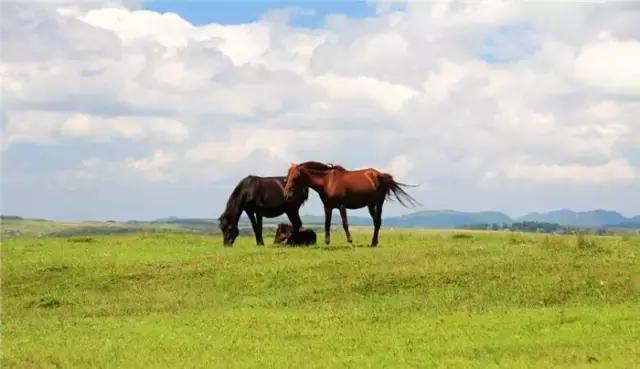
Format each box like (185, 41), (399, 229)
(219, 176), (308, 226)
(218, 182), (244, 225)
(299, 161), (347, 172)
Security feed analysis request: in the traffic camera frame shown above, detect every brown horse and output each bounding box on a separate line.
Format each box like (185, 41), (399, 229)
(283, 162), (418, 246)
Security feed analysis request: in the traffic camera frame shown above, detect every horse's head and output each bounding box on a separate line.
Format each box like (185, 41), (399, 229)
(274, 223), (293, 244)
(218, 215), (239, 246)
(283, 163), (307, 200)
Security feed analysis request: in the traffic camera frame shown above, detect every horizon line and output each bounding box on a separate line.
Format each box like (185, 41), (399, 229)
(2, 207), (638, 223)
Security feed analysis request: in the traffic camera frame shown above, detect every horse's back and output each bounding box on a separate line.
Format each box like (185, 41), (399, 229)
(244, 175), (285, 186)
(336, 168), (384, 188)
(242, 175), (307, 214)
(321, 168), (385, 208)
(342, 168), (380, 175)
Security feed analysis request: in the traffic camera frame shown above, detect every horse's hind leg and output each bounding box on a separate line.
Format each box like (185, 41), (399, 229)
(324, 206), (333, 245)
(369, 201), (383, 247)
(368, 204), (378, 246)
(339, 207), (353, 244)
(246, 211), (264, 246)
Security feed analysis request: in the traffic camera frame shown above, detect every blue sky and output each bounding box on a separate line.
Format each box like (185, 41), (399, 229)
(3, 1), (639, 220)
(143, 1), (535, 64)
(144, 0), (379, 27)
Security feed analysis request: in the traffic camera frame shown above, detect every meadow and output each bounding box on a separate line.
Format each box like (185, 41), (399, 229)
(2, 227), (639, 368)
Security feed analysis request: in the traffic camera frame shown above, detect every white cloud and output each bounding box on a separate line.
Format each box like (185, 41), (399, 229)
(55, 149), (175, 186)
(6, 111), (188, 145)
(575, 37), (640, 95)
(386, 155), (413, 180)
(62, 114), (188, 142)
(186, 126), (329, 164)
(587, 100), (622, 121)
(315, 73), (416, 112)
(424, 61), (485, 103)
(125, 150), (173, 180)
(195, 23), (271, 66)
(506, 159), (637, 184)
(80, 8), (194, 52)
(3, 1), (640, 217)
(3, 111), (61, 145)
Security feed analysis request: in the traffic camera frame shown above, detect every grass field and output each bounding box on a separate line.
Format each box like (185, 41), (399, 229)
(2, 228), (639, 368)
(0, 218), (208, 238)
(0, 217), (294, 239)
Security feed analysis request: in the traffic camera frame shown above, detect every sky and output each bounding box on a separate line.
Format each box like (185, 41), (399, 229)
(2, 0), (640, 221)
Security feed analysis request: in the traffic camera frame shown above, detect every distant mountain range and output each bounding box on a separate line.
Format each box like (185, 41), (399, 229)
(159, 209), (640, 229)
(516, 209), (634, 227)
(379, 210), (512, 228)
(333, 209), (639, 228)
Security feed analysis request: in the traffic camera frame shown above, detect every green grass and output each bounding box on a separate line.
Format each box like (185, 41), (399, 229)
(2, 229), (639, 368)
(0, 218), (297, 239)
(0, 218), (190, 238)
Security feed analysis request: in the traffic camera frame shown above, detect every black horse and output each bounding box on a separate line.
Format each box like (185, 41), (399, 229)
(218, 176), (308, 246)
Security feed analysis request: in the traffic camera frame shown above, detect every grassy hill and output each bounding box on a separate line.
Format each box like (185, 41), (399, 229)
(2, 229), (639, 368)
(3, 209), (639, 240)
(0, 217), (194, 238)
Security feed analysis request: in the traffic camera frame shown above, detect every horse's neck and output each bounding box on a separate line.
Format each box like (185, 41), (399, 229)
(222, 201), (243, 225)
(306, 170), (331, 193)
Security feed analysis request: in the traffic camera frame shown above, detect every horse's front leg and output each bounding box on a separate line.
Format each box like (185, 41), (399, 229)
(286, 209), (302, 233)
(339, 207), (353, 244)
(324, 206), (333, 245)
(256, 214), (264, 245)
(246, 211), (264, 246)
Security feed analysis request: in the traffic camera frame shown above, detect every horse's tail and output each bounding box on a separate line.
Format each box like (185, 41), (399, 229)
(379, 173), (421, 208)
